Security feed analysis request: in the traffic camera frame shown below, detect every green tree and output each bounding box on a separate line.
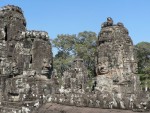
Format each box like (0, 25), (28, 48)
(53, 51), (73, 76)
(52, 34), (76, 54)
(74, 31), (97, 77)
(52, 31), (97, 77)
(52, 34), (76, 76)
(135, 42), (150, 91)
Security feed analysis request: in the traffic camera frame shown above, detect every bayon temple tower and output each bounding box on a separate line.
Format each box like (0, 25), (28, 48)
(96, 17), (140, 96)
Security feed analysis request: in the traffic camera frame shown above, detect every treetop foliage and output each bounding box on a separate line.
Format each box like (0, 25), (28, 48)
(52, 31), (97, 77)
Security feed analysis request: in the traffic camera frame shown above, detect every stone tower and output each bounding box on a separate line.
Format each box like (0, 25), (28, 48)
(0, 5), (53, 113)
(95, 17), (140, 109)
(0, 5), (26, 76)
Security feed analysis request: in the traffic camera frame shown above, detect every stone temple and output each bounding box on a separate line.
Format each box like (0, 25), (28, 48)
(0, 5), (53, 113)
(0, 5), (149, 113)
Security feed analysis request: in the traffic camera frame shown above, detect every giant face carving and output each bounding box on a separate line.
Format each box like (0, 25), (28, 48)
(41, 58), (52, 75)
(32, 39), (52, 78)
(132, 62), (138, 74)
(11, 62), (19, 76)
(96, 61), (109, 75)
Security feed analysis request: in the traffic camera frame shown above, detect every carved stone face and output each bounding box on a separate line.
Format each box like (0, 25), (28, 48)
(11, 62), (19, 75)
(4, 61), (11, 75)
(32, 39), (52, 77)
(97, 62), (109, 75)
(7, 41), (16, 57)
(41, 58), (51, 75)
(132, 62), (138, 74)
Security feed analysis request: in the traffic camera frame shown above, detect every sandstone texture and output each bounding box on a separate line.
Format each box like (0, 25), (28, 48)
(0, 5), (149, 113)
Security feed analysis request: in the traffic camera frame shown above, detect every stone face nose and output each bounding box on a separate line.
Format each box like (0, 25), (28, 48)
(41, 59), (51, 75)
(42, 59), (51, 68)
(43, 62), (50, 68)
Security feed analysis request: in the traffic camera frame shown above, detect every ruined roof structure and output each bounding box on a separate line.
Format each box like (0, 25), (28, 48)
(0, 5), (149, 113)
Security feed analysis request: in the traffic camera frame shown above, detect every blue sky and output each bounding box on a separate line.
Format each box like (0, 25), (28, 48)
(0, 0), (150, 54)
